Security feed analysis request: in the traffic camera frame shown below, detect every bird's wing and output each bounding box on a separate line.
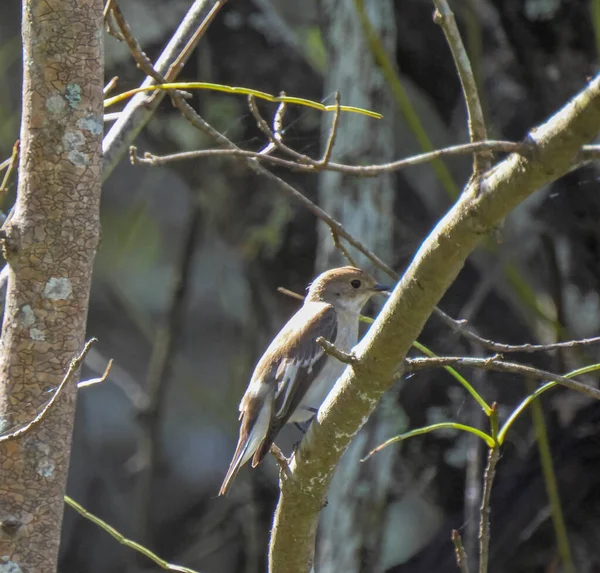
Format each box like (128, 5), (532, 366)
(249, 301), (337, 465)
(219, 302), (337, 495)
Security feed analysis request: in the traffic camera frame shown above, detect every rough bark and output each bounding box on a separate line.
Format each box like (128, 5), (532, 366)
(269, 74), (600, 573)
(0, 1), (103, 572)
(314, 1), (398, 570)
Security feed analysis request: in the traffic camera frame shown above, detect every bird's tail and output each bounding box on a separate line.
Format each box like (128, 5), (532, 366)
(218, 394), (273, 496)
(218, 438), (249, 496)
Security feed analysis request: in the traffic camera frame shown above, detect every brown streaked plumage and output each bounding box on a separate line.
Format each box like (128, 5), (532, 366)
(218, 267), (390, 496)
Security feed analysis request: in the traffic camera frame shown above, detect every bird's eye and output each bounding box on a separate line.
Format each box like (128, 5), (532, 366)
(350, 279), (361, 289)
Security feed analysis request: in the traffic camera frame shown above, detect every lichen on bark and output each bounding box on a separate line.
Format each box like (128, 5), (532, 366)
(0, 1), (103, 571)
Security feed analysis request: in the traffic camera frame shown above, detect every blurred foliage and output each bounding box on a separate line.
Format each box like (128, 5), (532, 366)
(241, 196), (293, 260)
(97, 203), (162, 274)
(299, 26), (327, 74)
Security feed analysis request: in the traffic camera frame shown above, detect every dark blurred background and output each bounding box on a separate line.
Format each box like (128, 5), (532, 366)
(2, 0), (600, 571)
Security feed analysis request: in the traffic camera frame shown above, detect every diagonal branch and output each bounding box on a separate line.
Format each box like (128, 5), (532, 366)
(102, 0), (226, 180)
(268, 73), (600, 573)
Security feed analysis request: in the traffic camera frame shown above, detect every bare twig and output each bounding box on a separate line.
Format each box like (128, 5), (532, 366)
(170, 97), (396, 278)
(64, 495), (200, 573)
(452, 529), (470, 573)
(77, 359), (114, 388)
(479, 446), (500, 573)
(277, 287), (304, 302)
(331, 230), (358, 267)
(0, 339), (97, 443)
(316, 336), (357, 364)
(103, 0), (226, 180)
(103, 76), (119, 96)
(272, 96), (287, 142)
(405, 355), (600, 401)
(433, 0), (491, 173)
(433, 307), (600, 353)
(247, 95), (313, 165)
(85, 346), (150, 410)
(103, 0), (115, 19)
(104, 0), (125, 41)
(0, 140), (20, 199)
(131, 139), (520, 175)
(110, 1), (183, 106)
(165, 0), (226, 81)
(247, 98), (288, 159)
(320, 92), (341, 167)
(463, 344), (487, 561)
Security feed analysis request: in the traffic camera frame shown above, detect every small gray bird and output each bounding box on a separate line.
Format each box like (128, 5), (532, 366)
(219, 266), (390, 496)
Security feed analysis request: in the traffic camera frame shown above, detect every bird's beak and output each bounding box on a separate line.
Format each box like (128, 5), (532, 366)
(373, 283), (392, 296)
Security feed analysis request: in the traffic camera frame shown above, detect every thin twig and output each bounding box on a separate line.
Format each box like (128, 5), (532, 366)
(452, 529), (470, 573)
(463, 344), (487, 561)
(103, 0), (115, 18)
(247, 94), (278, 145)
(331, 230), (358, 267)
(130, 139), (522, 175)
(247, 95), (312, 165)
(320, 92), (341, 167)
(110, 1), (181, 106)
(433, 307), (600, 353)
(251, 97), (288, 158)
(104, 0), (125, 42)
(405, 355), (600, 401)
(0, 140), (20, 199)
(273, 95), (287, 142)
(0, 339), (97, 443)
(277, 287), (304, 302)
(103, 0), (226, 180)
(164, 0), (227, 81)
(103, 76), (119, 96)
(316, 336), (357, 364)
(479, 446), (500, 573)
(77, 359), (114, 388)
(64, 495), (200, 573)
(169, 97), (396, 278)
(433, 0), (491, 173)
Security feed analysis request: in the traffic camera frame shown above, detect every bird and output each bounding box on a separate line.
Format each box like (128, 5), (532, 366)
(218, 266), (390, 496)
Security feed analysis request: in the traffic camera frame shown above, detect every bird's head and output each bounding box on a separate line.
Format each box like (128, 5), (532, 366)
(306, 266), (391, 314)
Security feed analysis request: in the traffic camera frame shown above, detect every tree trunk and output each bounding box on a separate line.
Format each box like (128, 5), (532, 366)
(0, 1), (103, 571)
(315, 1), (398, 571)
(316, 0), (396, 271)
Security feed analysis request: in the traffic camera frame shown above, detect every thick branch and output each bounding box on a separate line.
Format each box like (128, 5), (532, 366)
(269, 74), (600, 573)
